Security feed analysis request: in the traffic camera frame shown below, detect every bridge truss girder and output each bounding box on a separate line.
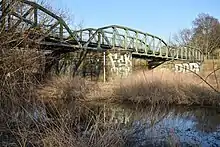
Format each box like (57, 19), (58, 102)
(0, 0), (81, 47)
(0, 0), (204, 63)
(75, 25), (203, 62)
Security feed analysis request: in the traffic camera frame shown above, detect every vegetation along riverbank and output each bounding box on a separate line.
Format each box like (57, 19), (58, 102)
(1, 0), (220, 146)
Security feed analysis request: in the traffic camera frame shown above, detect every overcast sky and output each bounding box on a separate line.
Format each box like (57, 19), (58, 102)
(51, 0), (220, 42)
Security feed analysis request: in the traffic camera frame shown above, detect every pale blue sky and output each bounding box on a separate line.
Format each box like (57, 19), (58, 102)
(51, 0), (220, 42)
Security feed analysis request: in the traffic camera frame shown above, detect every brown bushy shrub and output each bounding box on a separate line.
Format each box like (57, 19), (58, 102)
(0, 44), (45, 123)
(37, 76), (88, 116)
(0, 47), (125, 147)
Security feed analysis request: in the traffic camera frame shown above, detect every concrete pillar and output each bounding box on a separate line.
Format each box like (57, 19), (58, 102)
(107, 51), (132, 79)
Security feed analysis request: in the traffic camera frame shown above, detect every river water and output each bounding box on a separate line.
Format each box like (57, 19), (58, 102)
(89, 103), (220, 147)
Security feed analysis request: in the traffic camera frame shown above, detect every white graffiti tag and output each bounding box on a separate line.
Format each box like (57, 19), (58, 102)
(108, 53), (132, 77)
(175, 63), (200, 73)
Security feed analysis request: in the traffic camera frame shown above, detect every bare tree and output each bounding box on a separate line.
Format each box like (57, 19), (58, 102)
(172, 28), (194, 47)
(173, 13), (220, 58)
(192, 13), (220, 58)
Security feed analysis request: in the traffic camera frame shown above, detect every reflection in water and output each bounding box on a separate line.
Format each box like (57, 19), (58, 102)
(88, 103), (220, 146)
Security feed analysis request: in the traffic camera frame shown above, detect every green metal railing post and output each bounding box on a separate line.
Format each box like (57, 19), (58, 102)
(152, 37), (155, 55)
(189, 49), (192, 60)
(89, 30), (91, 38)
(124, 29), (128, 50)
(159, 43), (162, 57)
(144, 34), (147, 53)
(101, 31), (105, 45)
(98, 31), (101, 49)
(181, 47), (183, 59)
(112, 27), (116, 48)
(34, 7), (38, 27)
(175, 49), (178, 59)
(195, 50), (198, 60)
(80, 30), (82, 42)
(166, 47), (169, 58)
(59, 23), (63, 41)
(192, 48), (195, 62)
(135, 32), (138, 52)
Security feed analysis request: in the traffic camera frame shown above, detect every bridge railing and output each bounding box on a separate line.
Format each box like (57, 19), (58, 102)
(169, 46), (203, 62)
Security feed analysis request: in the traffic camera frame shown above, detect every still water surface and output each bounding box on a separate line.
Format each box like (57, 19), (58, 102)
(90, 103), (220, 147)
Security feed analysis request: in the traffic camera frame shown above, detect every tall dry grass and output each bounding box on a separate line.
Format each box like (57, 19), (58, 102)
(27, 75), (125, 147)
(0, 29), (125, 146)
(0, 47), (44, 123)
(113, 70), (220, 106)
(37, 76), (88, 118)
(0, 52), (125, 146)
(1, 58), (125, 147)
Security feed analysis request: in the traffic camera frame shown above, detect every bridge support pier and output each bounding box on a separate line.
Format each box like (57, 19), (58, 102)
(44, 50), (133, 81)
(44, 51), (61, 77)
(106, 50), (132, 80)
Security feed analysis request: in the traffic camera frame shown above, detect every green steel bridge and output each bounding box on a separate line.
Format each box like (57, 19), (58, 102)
(0, 0), (203, 68)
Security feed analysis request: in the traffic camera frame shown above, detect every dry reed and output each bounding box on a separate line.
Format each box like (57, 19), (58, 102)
(113, 70), (220, 106)
(0, 31), (125, 147)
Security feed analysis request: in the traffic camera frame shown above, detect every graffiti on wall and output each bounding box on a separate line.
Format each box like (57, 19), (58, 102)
(174, 63), (200, 73)
(108, 52), (132, 77)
